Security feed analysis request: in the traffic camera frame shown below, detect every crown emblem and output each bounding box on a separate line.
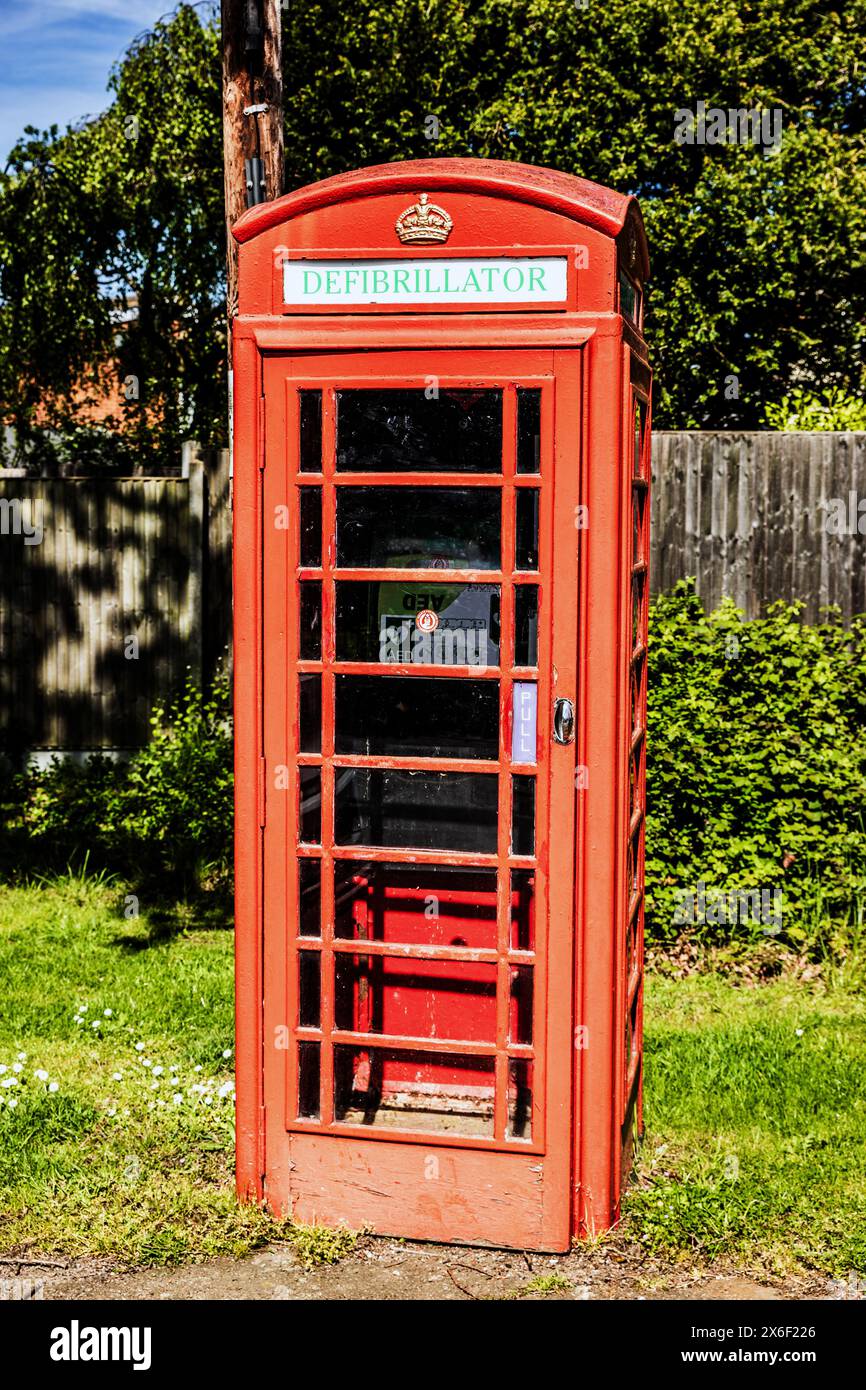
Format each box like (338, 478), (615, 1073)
(395, 193), (453, 244)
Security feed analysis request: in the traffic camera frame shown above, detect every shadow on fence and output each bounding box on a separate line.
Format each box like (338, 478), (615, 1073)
(0, 445), (230, 753)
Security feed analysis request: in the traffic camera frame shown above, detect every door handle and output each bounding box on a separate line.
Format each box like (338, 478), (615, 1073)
(552, 698), (575, 746)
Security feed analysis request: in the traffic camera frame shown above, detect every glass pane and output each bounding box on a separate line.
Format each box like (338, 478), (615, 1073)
(620, 272), (638, 323)
(299, 390), (323, 473)
(516, 388), (541, 475)
(299, 581), (322, 660)
(510, 966), (534, 1045)
(335, 675), (499, 759)
(633, 398), (646, 477)
(299, 767), (321, 843)
(334, 769), (498, 853)
(514, 586), (538, 667)
(512, 775), (535, 856)
(630, 650), (645, 730)
(297, 1042), (320, 1118)
(515, 489), (539, 571)
(335, 581), (500, 667)
(629, 988), (640, 1070)
(334, 862), (498, 949)
(510, 869), (535, 951)
(299, 487), (322, 567)
(336, 389), (502, 473)
(631, 572), (645, 653)
(299, 674), (321, 753)
(336, 487), (501, 570)
(337, 483), (500, 569)
(299, 859), (321, 937)
(507, 1059), (533, 1140)
(335, 955), (497, 1042)
(333, 1046), (494, 1136)
(630, 742), (642, 819)
(298, 950), (321, 1028)
(632, 486), (645, 567)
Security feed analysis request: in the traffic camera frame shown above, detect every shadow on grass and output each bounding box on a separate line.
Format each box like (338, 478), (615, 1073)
(110, 890), (233, 951)
(0, 823), (233, 949)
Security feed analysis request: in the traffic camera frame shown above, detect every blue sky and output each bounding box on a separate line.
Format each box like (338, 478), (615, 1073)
(0, 1), (190, 161)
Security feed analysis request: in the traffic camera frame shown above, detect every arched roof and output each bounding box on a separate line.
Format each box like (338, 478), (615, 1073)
(233, 158), (649, 278)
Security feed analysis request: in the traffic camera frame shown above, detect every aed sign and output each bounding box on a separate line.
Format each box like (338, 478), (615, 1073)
(283, 256), (568, 307)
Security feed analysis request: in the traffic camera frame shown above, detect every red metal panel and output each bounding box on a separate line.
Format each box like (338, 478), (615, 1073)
(573, 319), (626, 1237)
(233, 329), (264, 1201)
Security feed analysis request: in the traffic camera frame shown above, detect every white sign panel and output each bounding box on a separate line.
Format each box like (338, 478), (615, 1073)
(283, 257), (568, 307)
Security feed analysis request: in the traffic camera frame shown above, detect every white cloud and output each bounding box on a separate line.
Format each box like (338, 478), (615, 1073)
(0, 0), (202, 157)
(0, 2), (170, 42)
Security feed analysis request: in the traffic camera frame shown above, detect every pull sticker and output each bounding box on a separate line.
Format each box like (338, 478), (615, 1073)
(512, 683), (538, 765)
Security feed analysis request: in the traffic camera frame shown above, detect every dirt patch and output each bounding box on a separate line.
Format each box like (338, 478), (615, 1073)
(2, 1240), (835, 1302)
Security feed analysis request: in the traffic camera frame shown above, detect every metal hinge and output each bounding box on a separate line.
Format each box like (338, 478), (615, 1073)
(258, 756), (266, 827)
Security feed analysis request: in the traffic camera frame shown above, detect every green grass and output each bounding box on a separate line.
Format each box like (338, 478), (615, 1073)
(511, 1273), (572, 1298)
(0, 870), (285, 1264)
(289, 1222), (358, 1269)
(1, 873), (864, 1276)
(626, 972), (866, 1276)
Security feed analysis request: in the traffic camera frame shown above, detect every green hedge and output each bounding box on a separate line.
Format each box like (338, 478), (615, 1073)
(646, 582), (866, 954)
(5, 673), (233, 893)
(5, 590), (866, 957)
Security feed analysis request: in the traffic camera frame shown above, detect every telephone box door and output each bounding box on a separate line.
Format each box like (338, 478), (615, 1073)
(261, 347), (581, 1249)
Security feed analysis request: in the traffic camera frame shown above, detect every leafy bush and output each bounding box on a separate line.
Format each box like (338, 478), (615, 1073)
(763, 388), (866, 431)
(114, 672), (233, 883)
(16, 672), (232, 891)
(646, 582), (866, 957)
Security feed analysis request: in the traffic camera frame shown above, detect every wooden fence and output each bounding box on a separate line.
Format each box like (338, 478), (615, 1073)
(3, 431), (866, 751)
(0, 447), (230, 751)
(650, 431), (866, 622)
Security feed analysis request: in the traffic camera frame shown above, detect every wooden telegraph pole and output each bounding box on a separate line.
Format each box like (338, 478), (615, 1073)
(222, 0), (284, 318)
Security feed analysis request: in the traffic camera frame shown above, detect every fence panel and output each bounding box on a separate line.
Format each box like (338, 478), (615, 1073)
(0, 457), (218, 751)
(650, 432), (866, 621)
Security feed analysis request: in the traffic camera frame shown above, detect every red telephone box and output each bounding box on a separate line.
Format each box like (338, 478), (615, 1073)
(232, 159), (650, 1251)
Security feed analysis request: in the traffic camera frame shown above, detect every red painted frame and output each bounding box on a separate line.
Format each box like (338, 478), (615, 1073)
(232, 159), (650, 1249)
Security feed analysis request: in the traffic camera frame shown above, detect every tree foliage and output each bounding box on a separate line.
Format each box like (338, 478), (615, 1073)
(283, 0), (866, 426)
(0, 4), (224, 471)
(0, 0), (864, 465)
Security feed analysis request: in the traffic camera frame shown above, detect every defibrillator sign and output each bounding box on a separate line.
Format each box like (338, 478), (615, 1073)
(283, 256), (568, 307)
